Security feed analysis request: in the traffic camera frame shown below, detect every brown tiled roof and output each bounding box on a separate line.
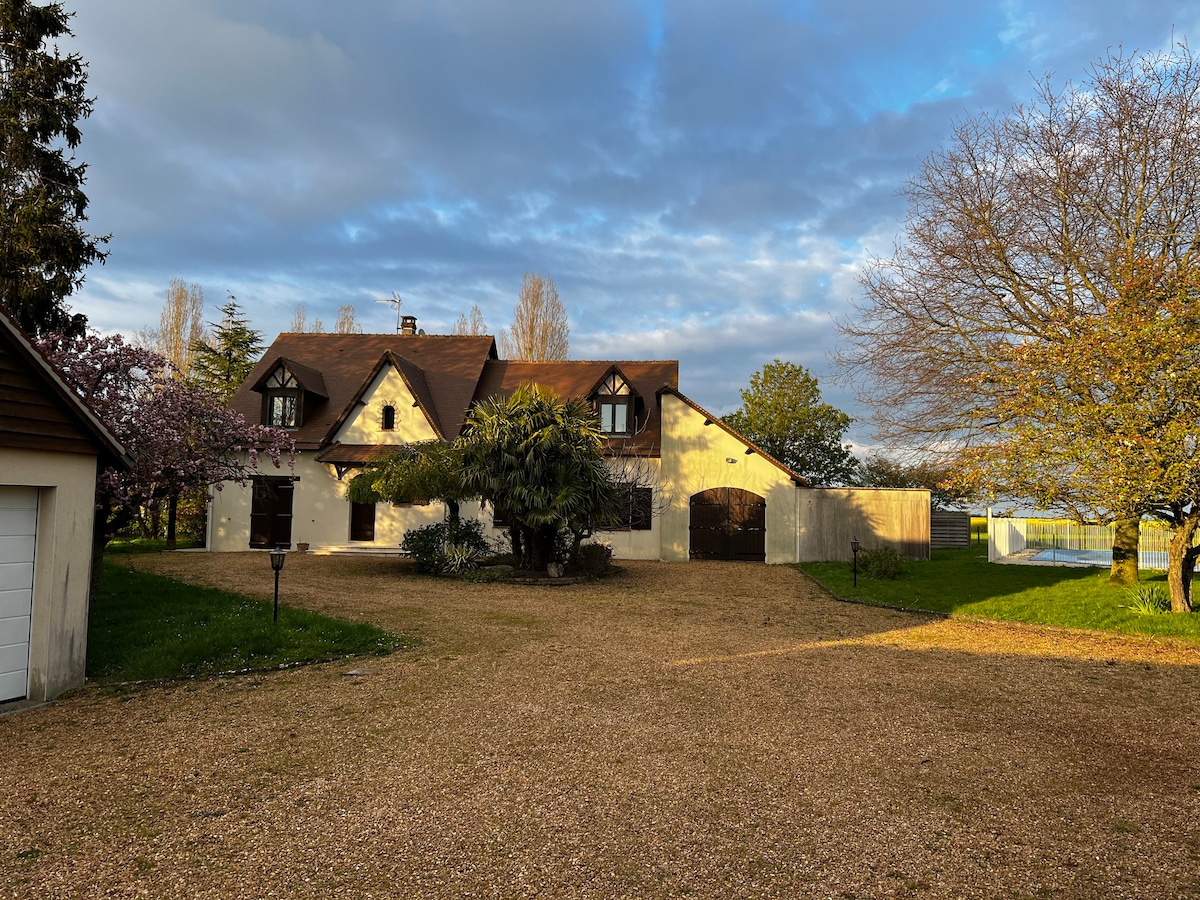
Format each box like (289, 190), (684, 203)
(313, 443), (399, 465)
(229, 333), (680, 456)
(473, 360), (679, 455)
(228, 333), (498, 450)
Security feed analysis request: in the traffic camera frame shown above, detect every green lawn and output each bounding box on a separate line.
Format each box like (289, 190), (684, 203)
(88, 563), (415, 683)
(801, 546), (1200, 642)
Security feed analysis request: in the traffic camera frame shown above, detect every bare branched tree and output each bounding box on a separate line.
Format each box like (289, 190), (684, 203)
(451, 304), (489, 336)
(136, 279), (207, 378)
(334, 304), (362, 334)
(290, 303), (324, 333)
(837, 45), (1200, 595)
(499, 273), (569, 360)
(603, 447), (673, 523)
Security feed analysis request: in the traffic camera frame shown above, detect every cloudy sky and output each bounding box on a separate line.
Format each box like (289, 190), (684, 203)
(64, 1), (1200, 445)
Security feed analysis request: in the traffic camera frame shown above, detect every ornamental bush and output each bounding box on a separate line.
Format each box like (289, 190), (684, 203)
(401, 519), (489, 575)
(570, 541), (613, 579)
(860, 546), (905, 580)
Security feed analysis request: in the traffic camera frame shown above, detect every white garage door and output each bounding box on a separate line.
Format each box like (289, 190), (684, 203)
(0, 487), (37, 703)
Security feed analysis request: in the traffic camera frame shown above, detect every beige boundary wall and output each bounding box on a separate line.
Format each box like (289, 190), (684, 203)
(797, 488), (931, 561)
(1, 447), (100, 701)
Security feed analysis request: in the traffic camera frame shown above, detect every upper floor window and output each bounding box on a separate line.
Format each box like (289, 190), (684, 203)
(595, 371), (633, 436)
(263, 369), (301, 429)
(381, 404), (397, 431)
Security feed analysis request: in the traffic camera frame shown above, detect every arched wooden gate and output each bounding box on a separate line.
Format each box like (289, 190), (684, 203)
(688, 487), (766, 561)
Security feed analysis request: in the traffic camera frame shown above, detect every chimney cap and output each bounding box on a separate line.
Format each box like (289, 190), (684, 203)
(400, 315), (417, 335)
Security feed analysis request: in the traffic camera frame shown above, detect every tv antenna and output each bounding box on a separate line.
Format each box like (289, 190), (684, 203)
(376, 291), (403, 333)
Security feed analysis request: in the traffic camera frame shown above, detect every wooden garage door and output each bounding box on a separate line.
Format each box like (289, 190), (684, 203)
(0, 487), (37, 703)
(689, 487), (766, 561)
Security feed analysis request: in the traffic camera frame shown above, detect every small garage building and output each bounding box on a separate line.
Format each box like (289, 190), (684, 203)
(0, 311), (133, 704)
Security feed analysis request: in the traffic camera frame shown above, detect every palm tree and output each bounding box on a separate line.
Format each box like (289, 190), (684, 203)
(459, 383), (621, 570)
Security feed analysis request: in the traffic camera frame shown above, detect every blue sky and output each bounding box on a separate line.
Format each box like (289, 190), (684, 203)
(64, 0), (1200, 446)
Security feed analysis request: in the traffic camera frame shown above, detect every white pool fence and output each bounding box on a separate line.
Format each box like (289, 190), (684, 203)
(987, 510), (1191, 569)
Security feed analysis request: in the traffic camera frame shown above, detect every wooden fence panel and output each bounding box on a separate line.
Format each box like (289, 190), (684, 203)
(930, 511), (970, 549)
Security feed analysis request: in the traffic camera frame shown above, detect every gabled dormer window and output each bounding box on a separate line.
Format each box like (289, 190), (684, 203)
(595, 370), (633, 436)
(263, 369), (301, 429)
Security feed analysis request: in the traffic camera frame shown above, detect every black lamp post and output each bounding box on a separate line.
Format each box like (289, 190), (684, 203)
(269, 546), (287, 623)
(850, 536), (861, 587)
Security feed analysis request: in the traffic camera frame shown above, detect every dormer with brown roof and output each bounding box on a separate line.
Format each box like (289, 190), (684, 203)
(228, 332), (499, 451)
(471, 359), (677, 456)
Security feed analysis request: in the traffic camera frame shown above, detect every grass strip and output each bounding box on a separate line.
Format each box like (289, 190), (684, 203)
(88, 562), (415, 682)
(801, 546), (1200, 642)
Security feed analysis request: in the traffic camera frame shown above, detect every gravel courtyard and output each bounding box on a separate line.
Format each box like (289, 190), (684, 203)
(3, 554), (1200, 899)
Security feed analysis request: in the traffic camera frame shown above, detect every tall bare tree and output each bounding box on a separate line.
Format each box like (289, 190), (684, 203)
(136, 279), (206, 378)
(334, 303), (362, 334)
(499, 273), (569, 360)
(290, 303), (324, 333)
(838, 45), (1200, 595)
(451, 304), (489, 336)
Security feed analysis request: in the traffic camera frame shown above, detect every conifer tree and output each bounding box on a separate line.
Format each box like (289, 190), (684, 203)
(0, 0), (108, 337)
(190, 299), (263, 402)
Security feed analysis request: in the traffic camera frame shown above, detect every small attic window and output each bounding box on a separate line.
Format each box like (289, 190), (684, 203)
(263, 368), (301, 429)
(381, 404), (397, 431)
(595, 371), (633, 436)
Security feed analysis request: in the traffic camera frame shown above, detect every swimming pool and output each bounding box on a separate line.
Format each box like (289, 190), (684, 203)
(1031, 547), (1170, 569)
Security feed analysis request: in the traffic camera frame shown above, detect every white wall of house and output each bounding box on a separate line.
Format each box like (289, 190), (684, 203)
(210, 362), (447, 552)
(657, 393), (800, 564)
(0, 448), (99, 702)
(210, 362), (671, 558)
(590, 457), (662, 560)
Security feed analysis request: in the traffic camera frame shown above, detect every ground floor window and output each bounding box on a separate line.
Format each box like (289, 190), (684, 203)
(350, 502), (376, 542)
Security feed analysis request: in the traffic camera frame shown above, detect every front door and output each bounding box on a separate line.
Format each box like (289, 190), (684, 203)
(249, 477), (293, 549)
(689, 487), (766, 561)
(350, 502), (376, 542)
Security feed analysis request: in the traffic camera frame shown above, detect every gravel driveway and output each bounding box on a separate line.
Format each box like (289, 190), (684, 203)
(2, 553), (1200, 899)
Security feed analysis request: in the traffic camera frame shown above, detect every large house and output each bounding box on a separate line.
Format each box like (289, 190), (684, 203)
(208, 319), (929, 564)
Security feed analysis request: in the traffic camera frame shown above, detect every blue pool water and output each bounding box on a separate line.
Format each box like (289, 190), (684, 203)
(1031, 548), (1169, 569)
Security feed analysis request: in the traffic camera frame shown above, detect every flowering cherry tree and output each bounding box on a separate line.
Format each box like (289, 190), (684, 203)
(39, 331), (295, 553)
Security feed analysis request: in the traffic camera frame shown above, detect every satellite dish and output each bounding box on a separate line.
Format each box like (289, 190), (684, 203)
(418, 328), (426, 336)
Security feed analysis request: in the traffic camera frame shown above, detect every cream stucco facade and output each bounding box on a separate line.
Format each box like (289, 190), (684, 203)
(1, 448), (101, 702)
(658, 392), (801, 564)
(209, 349), (930, 564)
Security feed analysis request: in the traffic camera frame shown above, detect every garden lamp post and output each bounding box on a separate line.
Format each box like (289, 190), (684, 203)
(851, 536), (861, 587)
(269, 546), (287, 623)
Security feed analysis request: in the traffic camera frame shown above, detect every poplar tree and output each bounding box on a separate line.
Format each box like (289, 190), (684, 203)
(499, 273), (569, 360)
